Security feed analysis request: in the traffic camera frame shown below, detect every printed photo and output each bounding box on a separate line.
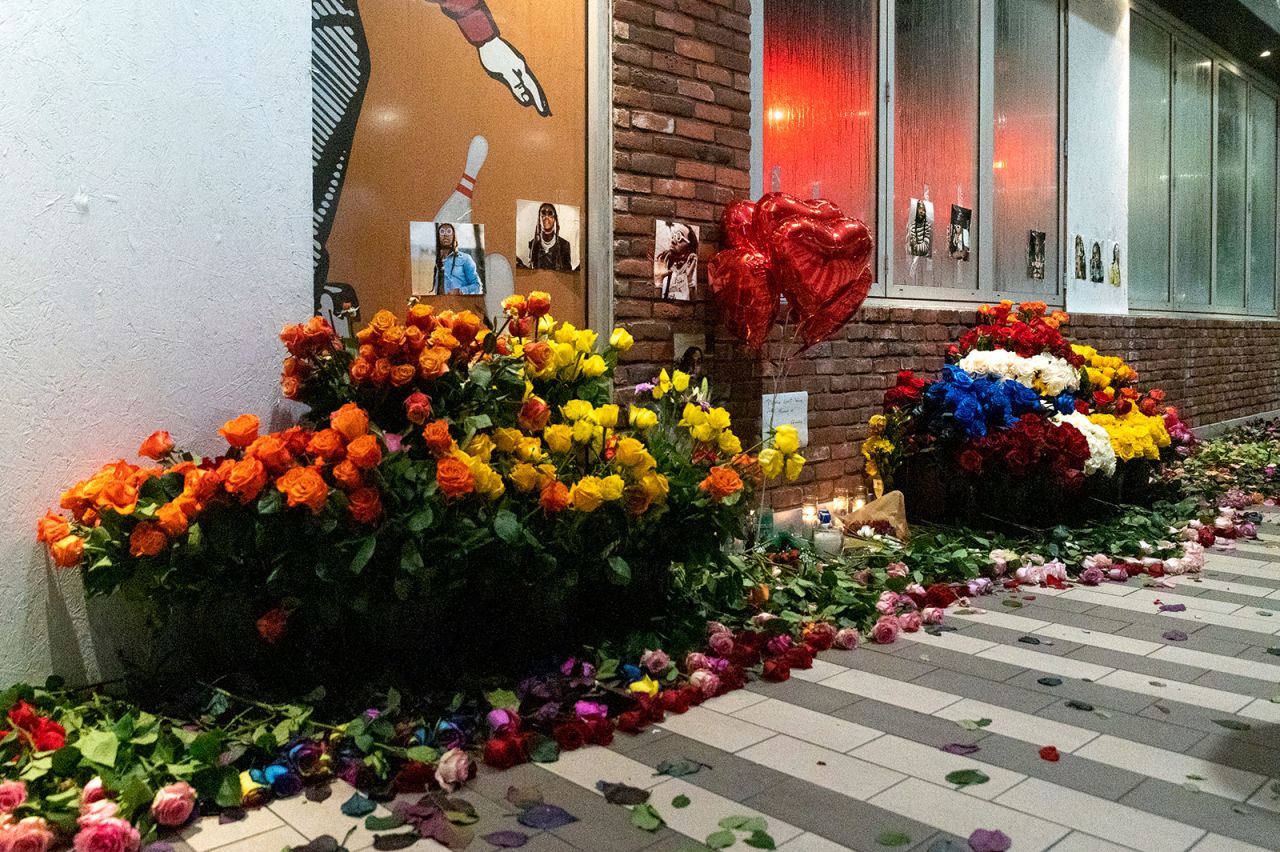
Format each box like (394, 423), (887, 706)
(948, 205), (971, 261)
(1027, 230), (1046, 280)
(516, 200), (581, 272)
(1073, 235), (1087, 280)
(672, 332), (707, 385)
(1108, 242), (1122, 287)
(409, 222), (486, 296)
(655, 220), (702, 300)
(1089, 240), (1104, 283)
(906, 198), (934, 258)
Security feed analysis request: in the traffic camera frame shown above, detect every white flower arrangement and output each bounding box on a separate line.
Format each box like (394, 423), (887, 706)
(1053, 411), (1118, 477)
(957, 349), (1081, 396)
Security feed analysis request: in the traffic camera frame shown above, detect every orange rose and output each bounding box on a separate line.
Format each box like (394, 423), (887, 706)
(306, 428), (346, 462)
(526, 291), (552, 317)
(430, 327), (459, 350)
(224, 458), (268, 503)
(422, 421), (455, 456)
(347, 487), (383, 524)
(282, 356), (303, 377)
(276, 466), (329, 514)
(330, 403), (370, 441)
(185, 468), (222, 500)
(403, 325), (426, 353)
(418, 346), (451, 380)
(137, 430), (174, 460)
(346, 434), (382, 470)
(522, 341), (555, 376)
(302, 315), (336, 345)
(699, 466), (744, 501)
(332, 459), (363, 491)
(358, 344), (377, 360)
(156, 502), (189, 536)
(379, 324), (407, 352)
(281, 375), (301, 399)
(36, 511), (71, 544)
(247, 434), (293, 473)
(280, 426), (310, 454)
(389, 364), (417, 387)
(436, 457), (475, 499)
(372, 358), (393, 385)
(219, 414), (260, 448)
(406, 303), (435, 330)
(448, 311), (483, 345)
(280, 322), (306, 356)
(539, 480), (571, 514)
(173, 491), (202, 517)
(367, 309), (398, 337)
(129, 522), (168, 557)
(404, 391), (432, 425)
(50, 534), (84, 568)
(517, 397), (551, 432)
(350, 358), (374, 383)
(256, 607), (288, 644)
(98, 480), (138, 515)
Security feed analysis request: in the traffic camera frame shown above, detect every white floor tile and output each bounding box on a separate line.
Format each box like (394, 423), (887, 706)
(791, 658), (851, 683)
(655, 776), (805, 846)
(995, 778), (1205, 852)
(1103, 587), (1245, 614)
(898, 630), (998, 655)
(932, 698), (1100, 753)
(1061, 589), (1280, 636)
(541, 741), (674, 790)
(702, 688), (770, 715)
(1151, 645), (1280, 682)
(776, 831), (859, 851)
(1187, 834), (1274, 852)
(202, 825), (307, 852)
(1078, 581), (1144, 597)
(1243, 777), (1280, 814)
(737, 734), (907, 801)
(1168, 576), (1278, 599)
(1074, 734), (1267, 801)
(817, 668), (963, 714)
(657, 704), (775, 753)
(730, 697), (883, 753)
(183, 806), (286, 851)
(1093, 669), (1252, 713)
(948, 609), (1052, 634)
(849, 733), (1026, 801)
(1238, 696), (1280, 725)
(869, 777), (1070, 852)
(1035, 622), (1163, 656)
(1046, 831), (1137, 852)
(269, 781), (389, 852)
(1203, 558), (1280, 580)
(977, 643), (1116, 681)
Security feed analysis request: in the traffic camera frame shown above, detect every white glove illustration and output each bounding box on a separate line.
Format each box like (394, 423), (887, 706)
(478, 37), (550, 116)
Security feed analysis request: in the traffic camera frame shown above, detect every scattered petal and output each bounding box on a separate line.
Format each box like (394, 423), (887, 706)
(655, 758), (707, 777)
(945, 769), (990, 788)
(1001, 600), (1023, 609)
(942, 743), (981, 756)
(218, 809), (247, 824)
(372, 834), (419, 851)
(630, 804), (664, 832)
(517, 804), (578, 830)
(1017, 636), (1041, 645)
(1065, 700), (1094, 712)
(876, 831), (912, 847)
(1266, 648), (1280, 657)
(341, 793), (376, 818)
(1162, 630), (1189, 642)
(1160, 603), (1187, 612)
(744, 830), (777, 849)
(1258, 610), (1273, 617)
(1149, 681), (1166, 687)
(707, 829), (737, 849)
(1094, 709), (1112, 720)
(1036, 677), (1063, 687)
(305, 786), (332, 804)
(1154, 703), (1171, 714)
(1183, 781), (1202, 793)
(365, 815), (405, 831)
(596, 781), (650, 806)
(505, 786), (543, 809)
(672, 794), (691, 809)
(1038, 746), (1060, 762)
(1186, 774), (1206, 780)
(481, 831), (529, 848)
(968, 828), (1012, 852)
(1212, 719), (1252, 731)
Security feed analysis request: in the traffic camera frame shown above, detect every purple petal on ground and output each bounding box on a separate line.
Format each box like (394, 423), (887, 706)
(968, 828), (1013, 852)
(1159, 603), (1187, 612)
(218, 809), (247, 824)
(483, 831), (530, 848)
(517, 803), (578, 830)
(1162, 630), (1189, 641)
(941, 743), (981, 756)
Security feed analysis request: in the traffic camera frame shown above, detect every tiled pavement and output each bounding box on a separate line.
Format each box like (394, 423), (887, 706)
(170, 527), (1280, 851)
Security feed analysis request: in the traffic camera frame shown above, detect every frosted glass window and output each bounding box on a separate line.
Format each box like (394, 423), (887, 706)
(1128, 16), (1171, 304)
(1171, 43), (1212, 306)
(1214, 67), (1247, 308)
(1248, 89), (1278, 315)
(763, 0), (877, 231)
(893, 0), (979, 290)
(992, 0), (1058, 294)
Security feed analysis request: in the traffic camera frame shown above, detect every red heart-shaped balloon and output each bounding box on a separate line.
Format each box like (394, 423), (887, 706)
(751, 192), (845, 249)
(708, 247), (778, 350)
(721, 200), (759, 250)
(769, 216), (874, 348)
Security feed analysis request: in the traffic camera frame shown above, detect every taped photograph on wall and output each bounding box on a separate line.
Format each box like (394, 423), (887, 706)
(1090, 240), (1104, 283)
(409, 222), (487, 296)
(1027, 230), (1046, 280)
(906, 197), (934, 258)
(515, 200), (581, 272)
(655, 220), (701, 300)
(948, 205), (971, 261)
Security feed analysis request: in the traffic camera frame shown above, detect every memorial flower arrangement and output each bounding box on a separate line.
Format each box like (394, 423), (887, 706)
(38, 294), (803, 674)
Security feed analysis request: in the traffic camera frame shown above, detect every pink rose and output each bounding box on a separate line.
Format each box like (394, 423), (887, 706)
(921, 607), (944, 625)
(81, 778), (107, 806)
(77, 801), (119, 829)
(73, 816), (140, 852)
(886, 562), (908, 578)
(897, 612), (922, 632)
(1163, 558), (1187, 575)
(1081, 553), (1113, 571)
(905, 582), (926, 598)
(1014, 564), (1044, 585)
(766, 635), (793, 657)
(0, 781), (27, 813)
(832, 628), (859, 650)
(574, 700), (608, 720)
(749, 612), (779, 627)
(875, 591), (898, 614)
(1043, 560), (1067, 582)
(7, 816), (55, 852)
(640, 649), (671, 676)
(706, 621), (729, 635)
(1106, 568), (1128, 583)
(382, 432), (403, 454)
(434, 747), (476, 792)
(871, 616), (901, 645)
(150, 782), (196, 827)
(689, 670), (721, 698)
(708, 631), (734, 656)
(684, 652), (711, 672)
(1079, 566), (1104, 585)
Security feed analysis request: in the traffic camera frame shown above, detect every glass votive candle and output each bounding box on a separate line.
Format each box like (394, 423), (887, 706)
(831, 488), (849, 515)
(852, 482), (867, 511)
(801, 503), (817, 528)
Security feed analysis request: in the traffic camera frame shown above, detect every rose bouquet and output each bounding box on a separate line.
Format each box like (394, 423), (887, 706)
(39, 294), (803, 684)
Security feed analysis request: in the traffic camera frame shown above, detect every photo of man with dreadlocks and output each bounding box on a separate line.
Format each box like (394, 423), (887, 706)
(905, 197), (933, 258)
(409, 222), (486, 295)
(515, 200), (579, 272)
(655, 220), (700, 301)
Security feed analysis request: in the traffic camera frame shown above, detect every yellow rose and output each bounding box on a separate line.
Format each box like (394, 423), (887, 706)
(464, 433), (494, 463)
(570, 476), (604, 512)
(691, 423), (716, 443)
(553, 322), (578, 344)
(544, 424), (573, 453)
(609, 328), (634, 351)
(639, 471), (669, 502)
(615, 436), (647, 467)
(868, 414), (887, 431)
(517, 436), (545, 462)
(784, 453), (806, 481)
(672, 370), (690, 392)
(537, 315), (557, 335)
(654, 369), (671, 399)
(774, 424), (801, 455)
(469, 459), (505, 499)
(580, 355), (607, 378)
(572, 419), (601, 445)
(758, 448), (783, 479)
(574, 329), (598, 353)
(629, 408), (658, 430)
(509, 462), (541, 492)
(679, 403), (706, 427)
(552, 342), (577, 369)
(594, 404), (619, 429)
(600, 474), (625, 501)
(561, 399), (595, 421)
(628, 675), (659, 697)
(707, 408), (731, 431)
(493, 427), (522, 453)
(718, 430), (742, 455)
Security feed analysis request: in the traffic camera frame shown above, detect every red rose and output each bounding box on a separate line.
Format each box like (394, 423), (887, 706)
(32, 717), (66, 751)
(660, 689), (692, 715)
(615, 710), (648, 734)
(678, 685), (705, 707)
(552, 720), (589, 752)
(925, 583), (959, 609)
(761, 659), (791, 682)
(393, 760), (436, 793)
(785, 644), (814, 670)
(719, 666), (746, 692)
(483, 735), (529, 769)
(585, 718), (615, 746)
(7, 701), (37, 730)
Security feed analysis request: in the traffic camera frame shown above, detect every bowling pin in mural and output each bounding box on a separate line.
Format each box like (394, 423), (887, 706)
(433, 135), (489, 223)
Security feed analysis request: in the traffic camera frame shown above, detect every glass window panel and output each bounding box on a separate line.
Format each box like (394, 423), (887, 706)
(992, 0), (1059, 295)
(1214, 66), (1247, 308)
(1128, 15), (1171, 304)
(763, 0), (877, 232)
(893, 0), (978, 290)
(1171, 41), (1212, 307)
(1248, 88), (1277, 315)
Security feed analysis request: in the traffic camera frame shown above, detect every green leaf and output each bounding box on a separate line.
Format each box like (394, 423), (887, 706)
(192, 766), (241, 808)
(494, 510), (521, 544)
(630, 804), (664, 832)
(366, 814), (405, 831)
(719, 816), (750, 830)
(876, 832), (912, 847)
(655, 758), (705, 778)
(350, 537), (377, 574)
(405, 746), (440, 764)
(607, 556), (632, 585)
(671, 794), (690, 809)
(486, 689), (520, 711)
(1212, 719), (1252, 731)
(744, 831), (776, 850)
(406, 508), (434, 533)
(706, 829), (736, 849)
(944, 769), (990, 788)
(399, 540), (425, 575)
(341, 792), (376, 817)
(77, 730), (119, 768)
(528, 735), (560, 763)
(50, 746), (82, 775)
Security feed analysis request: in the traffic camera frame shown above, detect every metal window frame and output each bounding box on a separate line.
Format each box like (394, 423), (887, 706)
(587, 0), (614, 335)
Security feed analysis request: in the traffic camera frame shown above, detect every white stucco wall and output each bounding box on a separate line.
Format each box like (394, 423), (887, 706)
(0, 3), (310, 684)
(1065, 0), (1131, 314)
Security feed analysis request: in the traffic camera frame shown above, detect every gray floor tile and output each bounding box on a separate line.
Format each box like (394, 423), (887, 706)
(624, 732), (790, 802)
(1178, 625), (1265, 653)
(840, 647), (937, 681)
(1020, 673), (1160, 715)
(611, 728), (674, 755)
(1038, 700), (1206, 752)
(891, 644), (1028, 682)
(908, 832), (969, 852)
(640, 835), (711, 851)
(1192, 589), (1280, 611)
(1202, 569), (1280, 590)
(965, 733), (1146, 800)
(1015, 605), (1132, 633)
(951, 622), (1085, 657)
(1064, 644), (1210, 683)
(1218, 548), (1279, 563)
(550, 791), (678, 852)
(1136, 701), (1280, 749)
(517, 832), (584, 852)
(1011, 593), (1099, 613)
(909, 668), (1058, 713)
(833, 698), (992, 749)
(743, 678), (862, 715)
(471, 761), (579, 805)
(1119, 777), (1280, 850)
(1193, 669), (1278, 699)
(743, 776), (937, 852)
(1233, 643), (1280, 666)
(1188, 733), (1280, 777)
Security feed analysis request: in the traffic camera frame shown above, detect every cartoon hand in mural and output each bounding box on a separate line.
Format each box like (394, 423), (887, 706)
(477, 37), (550, 116)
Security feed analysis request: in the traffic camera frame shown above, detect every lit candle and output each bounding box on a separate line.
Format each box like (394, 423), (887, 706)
(831, 488), (849, 515)
(801, 503), (817, 527)
(852, 482), (867, 511)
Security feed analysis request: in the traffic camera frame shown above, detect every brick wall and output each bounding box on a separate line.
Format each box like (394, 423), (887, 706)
(610, 0), (1280, 511)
